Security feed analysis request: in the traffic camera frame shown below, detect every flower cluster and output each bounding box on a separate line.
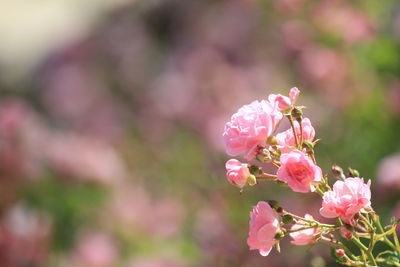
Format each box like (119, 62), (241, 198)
(222, 88), (398, 266)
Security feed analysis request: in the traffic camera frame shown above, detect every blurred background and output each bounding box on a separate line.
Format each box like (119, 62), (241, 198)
(0, 0), (399, 266)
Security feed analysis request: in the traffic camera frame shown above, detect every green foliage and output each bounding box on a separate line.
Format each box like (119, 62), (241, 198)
(22, 175), (107, 251)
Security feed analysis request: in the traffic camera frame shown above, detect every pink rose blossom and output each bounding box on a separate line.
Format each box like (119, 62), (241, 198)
(268, 87), (300, 111)
(277, 150), (322, 193)
(320, 178), (371, 224)
(289, 214), (319, 245)
(223, 100), (282, 160)
(276, 118), (315, 153)
(225, 159), (251, 188)
(247, 201), (280, 256)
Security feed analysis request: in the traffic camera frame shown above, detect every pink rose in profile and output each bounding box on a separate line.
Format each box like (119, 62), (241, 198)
(277, 150), (322, 193)
(225, 159), (251, 188)
(289, 214), (319, 245)
(268, 87), (300, 111)
(247, 201), (280, 256)
(320, 178), (371, 224)
(223, 100), (282, 160)
(276, 118), (315, 153)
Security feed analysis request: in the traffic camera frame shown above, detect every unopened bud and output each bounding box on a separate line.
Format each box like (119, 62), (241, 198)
(274, 229), (285, 240)
(302, 140), (314, 152)
(291, 107), (303, 121)
(340, 225), (353, 239)
(348, 167), (360, 178)
(282, 214), (294, 225)
(268, 200), (283, 213)
(335, 249), (345, 258)
(248, 165), (261, 175)
(331, 164), (345, 180)
(248, 175), (257, 186)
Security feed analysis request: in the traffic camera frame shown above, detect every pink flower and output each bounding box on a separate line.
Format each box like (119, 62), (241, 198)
(289, 214), (319, 245)
(320, 178), (371, 224)
(223, 100), (282, 160)
(225, 159), (251, 188)
(276, 118), (315, 153)
(277, 150), (322, 193)
(247, 201), (280, 256)
(268, 87), (300, 111)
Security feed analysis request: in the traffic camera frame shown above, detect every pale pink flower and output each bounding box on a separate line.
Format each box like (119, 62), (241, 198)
(268, 87), (300, 111)
(223, 100), (282, 160)
(276, 118), (315, 153)
(277, 150), (322, 193)
(225, 159), (251, 188)
(247, 201), (280, 256)
(320, 178), (371, 224)
(289, 214), (319, 245)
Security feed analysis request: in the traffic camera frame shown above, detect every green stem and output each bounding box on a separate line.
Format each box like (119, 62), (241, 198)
(351, 237), (377, 266)
(375, 216), (398, 251)
(287, 115), (300, 148)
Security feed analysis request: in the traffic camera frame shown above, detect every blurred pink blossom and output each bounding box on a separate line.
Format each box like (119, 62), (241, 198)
(45, 133), (127, 185)
(314, 2), (375, 43)
(377, 153), (400, 190)
(74, 232), (118, 267)
(0, 99), (48, 178)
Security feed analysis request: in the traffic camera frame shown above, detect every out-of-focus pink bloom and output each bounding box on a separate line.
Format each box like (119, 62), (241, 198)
(387, 82), (400, 115)
(276, 118), (315, 153)
(320, 178), (371, 224)
(129, 258), (184, 267)
(45, 133), (126, 185)
(274, 0), (305, 13)
(340, 226), (353, 239)
(277, 150), (322, 193)
(247, 201), (280, 256)
(223, 100), (282, 160)
(0, 204), (51, 266)
(298, 46), (347, 86)
(0, 99), (48, 178)
(225, 159), (251, 188)
(377, 153), (400, 190)
(108, 185), (183, 239)
(281, 21), (311, 53)
(268, 87), (300, 111)
(75, 232), (117, 267)
(289, 214), (319, 245)
(194, 206), (240, 260)
(314, 3), (375, 43)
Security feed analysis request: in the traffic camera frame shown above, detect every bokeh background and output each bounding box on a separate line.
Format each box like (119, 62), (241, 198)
(0, 0), (399, 266)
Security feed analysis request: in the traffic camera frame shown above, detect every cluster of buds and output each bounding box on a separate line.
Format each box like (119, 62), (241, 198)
(222, 88), (400, 266)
